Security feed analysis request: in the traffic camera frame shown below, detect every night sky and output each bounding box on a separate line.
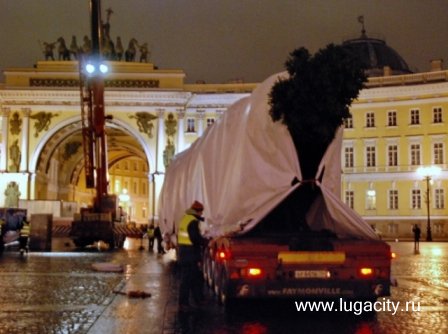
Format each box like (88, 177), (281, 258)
(1, 0), (447, 84)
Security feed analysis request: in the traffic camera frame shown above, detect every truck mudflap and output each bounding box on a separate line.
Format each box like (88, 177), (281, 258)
(227, 279), (390, 300)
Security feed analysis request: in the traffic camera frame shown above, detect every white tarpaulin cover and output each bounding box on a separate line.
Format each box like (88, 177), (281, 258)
(158, 72), (377, 241)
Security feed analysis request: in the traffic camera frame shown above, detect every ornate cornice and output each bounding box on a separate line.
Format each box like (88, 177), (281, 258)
(0, 90), (193, 107)
(30, 78), (160, 88)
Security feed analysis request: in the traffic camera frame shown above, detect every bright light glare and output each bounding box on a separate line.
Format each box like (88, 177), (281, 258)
(248, 268), (262, 276)
(85, 63), (95, 74)
(99, 63), (108, 73)
(416, 165), (442, 178)
(119, 189), (130, 202)
(431, 248), (442, 256)
(360, 267), (373, 276)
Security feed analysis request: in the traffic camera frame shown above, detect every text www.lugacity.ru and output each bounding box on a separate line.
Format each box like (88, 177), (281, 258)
(294, 298), (421, 315)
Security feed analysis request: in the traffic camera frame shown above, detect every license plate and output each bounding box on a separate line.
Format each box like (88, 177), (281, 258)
(278, 251), (345, 264)
(294, 270), (330, 279)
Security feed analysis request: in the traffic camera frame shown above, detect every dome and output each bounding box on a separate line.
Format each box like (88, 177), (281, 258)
(343, 31), (412, 77)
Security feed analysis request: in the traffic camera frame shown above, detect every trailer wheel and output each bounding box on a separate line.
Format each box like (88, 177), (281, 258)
(202, 251), (210, 284)
(217, 268), (230, 307)
(213, 263), (222, 296)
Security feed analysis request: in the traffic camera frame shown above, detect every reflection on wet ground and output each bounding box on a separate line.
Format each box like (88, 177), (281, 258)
(0, 240), (446, 333)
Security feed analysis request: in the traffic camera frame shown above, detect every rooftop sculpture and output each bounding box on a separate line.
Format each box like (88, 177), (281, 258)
(40, 7), (150, 63)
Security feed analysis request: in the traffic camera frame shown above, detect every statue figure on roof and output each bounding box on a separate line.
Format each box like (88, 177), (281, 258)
(81, 35), (92, 54)
(41, 41), (56, 60)
(115, 36), (124, 61)
(57, 37), (70, 60)
(138, 42), (150, 62)
(70, 35), (79, 60)
(125, 38), (138, 62)
(101, 7), (116, 60)
(103, 8), (113, 39)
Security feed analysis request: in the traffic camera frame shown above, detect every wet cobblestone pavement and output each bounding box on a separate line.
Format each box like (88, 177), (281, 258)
(0, 241), (446, 334)
(0, 241), (176, 334)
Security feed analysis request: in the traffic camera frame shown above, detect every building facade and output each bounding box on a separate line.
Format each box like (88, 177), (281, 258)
(343, 64), (448, 241)
(0, 48), (447, 240)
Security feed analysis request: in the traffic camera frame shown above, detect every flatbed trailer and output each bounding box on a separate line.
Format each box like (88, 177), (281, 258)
(203, 232), (391, 306)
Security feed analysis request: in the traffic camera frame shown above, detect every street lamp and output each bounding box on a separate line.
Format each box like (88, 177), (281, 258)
(416, 166), (441, 241)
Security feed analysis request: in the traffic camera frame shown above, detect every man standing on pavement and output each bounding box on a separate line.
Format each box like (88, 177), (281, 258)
(147, 222), (155, 252)
(412, 224), (421, 253)
(177, 201), (208, 311)
(0, 216), (5, 254)
(19, 217), (31, 255)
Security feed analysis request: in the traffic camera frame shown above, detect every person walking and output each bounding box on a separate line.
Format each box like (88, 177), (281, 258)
(154, 224), (165, 254)
(19, 218), (31, 255)
(412, 224), (421, 252)
(177, 201), (208, 311)
(147, 222), (155, 252)
(0, 217), (5, 255)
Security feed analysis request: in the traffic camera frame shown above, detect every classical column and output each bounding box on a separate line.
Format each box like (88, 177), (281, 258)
(20, 108), (31, 172)
(197, 109), (205, 137)
(156, 109), (165, 173)
(177, 108), (185, 153)
(0, 108), (10, 171)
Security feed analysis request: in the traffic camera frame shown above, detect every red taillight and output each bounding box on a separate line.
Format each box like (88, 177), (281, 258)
(216, 249), (231, 261)
(247, 267), (263, 277)
(359, 267), (374, 277)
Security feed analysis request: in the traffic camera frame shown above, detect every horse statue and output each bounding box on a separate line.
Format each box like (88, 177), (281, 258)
(138, 42), (150, 63)
(81, 35), (92, 54)
(69, 35), (79, 60)
(57, 37), (71, 60)
(102, 35), (116, 60)
(41, 41), (56, 60)
(125, 38), (138, 62)
(115, 36), (124, 61)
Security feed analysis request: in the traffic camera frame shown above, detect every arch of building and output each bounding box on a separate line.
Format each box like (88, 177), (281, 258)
(27, 115), (156, 221)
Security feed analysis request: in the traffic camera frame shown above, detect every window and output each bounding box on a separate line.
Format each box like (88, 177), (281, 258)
(366, 112), (375, 128)
(186, 118), (195, 132)
(389, 190), (398, 209)
(344, 147), (354, 168)
(410, 144), (421, 165)
(344, 117), (353, 129)
(366, 190), (376, 210)
(433, 107), (443, 123)
(410, 109), (420, 125)
(142, 182), (147, 196)
(133, 162), (138, 171)
(388, 145), (398, 166)
(387, 223), (398, 235)
(388, 111), (397, 126)
(366, 146), (376, 167)
(133, 182), (137, 194)
(412, 189), (421, 209)
(206, 118), (215, 127)
(434, 143), (444, 164)
(435, 188), (445, 209)
(345, 191), (354, 209)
